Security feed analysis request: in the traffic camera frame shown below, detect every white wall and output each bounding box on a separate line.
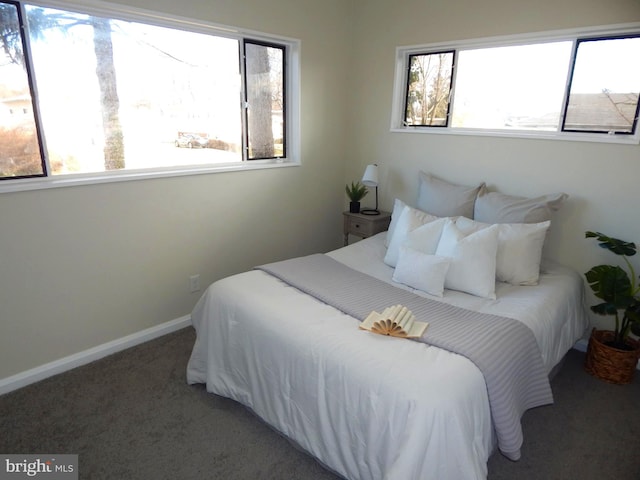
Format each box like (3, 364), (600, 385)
(346, 0), (640, 332)
(0, 0), (353, 380)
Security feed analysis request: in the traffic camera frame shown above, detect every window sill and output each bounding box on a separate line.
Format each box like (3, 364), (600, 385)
(389, 126), (640, 145)
(0, 160), (299, 194)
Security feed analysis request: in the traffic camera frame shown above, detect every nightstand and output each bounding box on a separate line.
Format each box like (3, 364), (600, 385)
(343, 211), (391, 246)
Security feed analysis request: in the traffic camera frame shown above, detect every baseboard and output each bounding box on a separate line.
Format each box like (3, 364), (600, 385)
(0, 315), (192, 396)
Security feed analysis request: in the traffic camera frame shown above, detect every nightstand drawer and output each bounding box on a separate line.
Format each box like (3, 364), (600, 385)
(342, 211), (391, 245)
(346, 217), (376, 236)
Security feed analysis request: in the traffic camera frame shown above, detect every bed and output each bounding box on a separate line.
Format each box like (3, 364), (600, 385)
(186, 172), (589, 480)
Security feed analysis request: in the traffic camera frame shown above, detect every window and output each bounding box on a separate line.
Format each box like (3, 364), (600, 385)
(244, 40), (286, 160)
(452, 42), (572, 131)
(392, 25), (640, 143)
(0, 1), (45, 178)
(0, 0), (299, 188)
(563, 36), (640, 134)
(404, 51), (454, 127)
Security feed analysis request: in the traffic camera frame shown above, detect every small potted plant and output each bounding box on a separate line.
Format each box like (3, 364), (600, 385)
(345, 181), (368, 213)
(583, 231), (640, 384)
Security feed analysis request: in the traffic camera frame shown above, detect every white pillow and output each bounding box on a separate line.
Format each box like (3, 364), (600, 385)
(385, 198), (407, 247)
(435, 219), (499, 299)
(393, 246), (451, 297)
(456, 217), (550, 285)
(384, 205), (439, 267)
(404, 217), (448, 254)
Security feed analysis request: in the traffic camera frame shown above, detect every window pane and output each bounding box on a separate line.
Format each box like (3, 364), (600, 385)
(245, 41), (285, 159)
(404, 52), (454, 126)
(452, 42), (572, 130)
(563, 36), (640, 134)
(25, 5), (242, 175)
(0, 2), (44, 179)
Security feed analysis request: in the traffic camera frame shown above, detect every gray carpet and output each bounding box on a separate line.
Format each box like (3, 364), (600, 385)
(1, 327), (639, 480)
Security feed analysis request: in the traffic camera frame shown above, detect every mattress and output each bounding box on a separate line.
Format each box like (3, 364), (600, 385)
(186, 233), (589, 480)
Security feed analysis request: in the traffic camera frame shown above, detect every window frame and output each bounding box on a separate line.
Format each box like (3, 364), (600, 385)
(0, 0), (301, 194)
(242, 39), (288, 160)
(390, 23), (640, 145)
(403, 50), (455, 128)
(561, 34), (640, 136)
(0, 0), (48, 180)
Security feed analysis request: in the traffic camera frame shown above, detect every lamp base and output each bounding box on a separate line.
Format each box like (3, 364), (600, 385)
(360, 209), (380, 215)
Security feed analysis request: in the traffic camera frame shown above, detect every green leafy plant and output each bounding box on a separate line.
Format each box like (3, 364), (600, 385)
(585, 231), (640, 349)
(345, 181), (368, 202)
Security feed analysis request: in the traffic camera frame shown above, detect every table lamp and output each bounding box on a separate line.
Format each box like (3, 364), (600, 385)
(360, 164), (380, 215)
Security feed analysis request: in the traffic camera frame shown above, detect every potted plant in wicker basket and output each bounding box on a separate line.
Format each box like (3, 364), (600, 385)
(584, 231), (640, 384)
(345, 181), (368, 213)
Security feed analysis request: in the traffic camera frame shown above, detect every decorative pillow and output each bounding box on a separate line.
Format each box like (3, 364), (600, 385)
(392, 246), (451, 297)
(385, 198), (408, 247)
(416, 171), (485, 218)
(435, 219), (499, 299)
(404, 217), (448, 254)
(384, 205), (439, 267)
(474, 190), (568, 224)
(456, 217), (550, 285)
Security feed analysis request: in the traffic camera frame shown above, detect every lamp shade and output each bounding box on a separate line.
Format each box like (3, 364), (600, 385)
(361, 164), (379, 187)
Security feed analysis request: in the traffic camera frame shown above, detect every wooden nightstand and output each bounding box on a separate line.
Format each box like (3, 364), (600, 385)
(343, 211), (391, 245)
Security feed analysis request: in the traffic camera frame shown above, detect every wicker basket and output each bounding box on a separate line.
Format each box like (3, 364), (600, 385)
(584, 329), (640, 384)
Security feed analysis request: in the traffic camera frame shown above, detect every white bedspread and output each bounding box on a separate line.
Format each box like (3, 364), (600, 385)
(187, 233), (589, 480)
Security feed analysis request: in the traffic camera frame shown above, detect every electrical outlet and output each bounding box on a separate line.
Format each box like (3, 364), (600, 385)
(189, 274), (200, 293)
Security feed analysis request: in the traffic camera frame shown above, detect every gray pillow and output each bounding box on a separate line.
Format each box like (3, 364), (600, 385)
(416, 171), (485, 218)
(474, 190), (568, 224)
